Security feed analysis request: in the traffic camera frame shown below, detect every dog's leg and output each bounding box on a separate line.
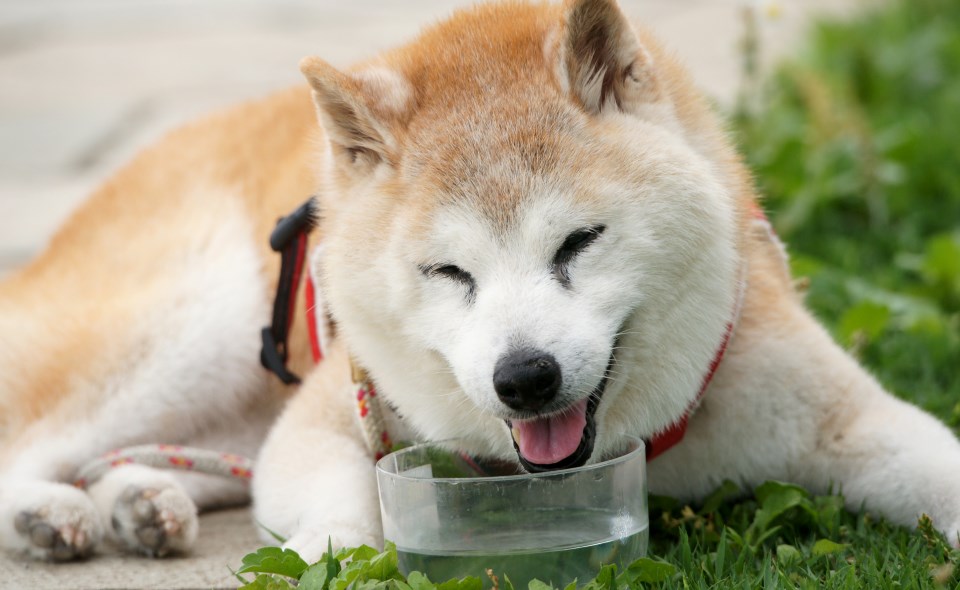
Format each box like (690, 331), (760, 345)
(651, 299), (960, 543)
(253, 343), (382, 562)
(8, 392), (281, 559)
(0, 196), (284, 560)
(748, 308), (960, 542)
(0, 381), (281, 560)
(0, 477), (101, 561)
(795, 387), (960, 544)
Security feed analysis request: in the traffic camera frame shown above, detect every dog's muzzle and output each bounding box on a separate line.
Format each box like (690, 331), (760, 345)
(506, 352), (614, 472)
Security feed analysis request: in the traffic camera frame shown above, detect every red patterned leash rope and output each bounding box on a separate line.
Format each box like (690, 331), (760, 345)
(72, 444), (254, 489)
(348, 360), (394, 461)
(303, 243), (392, 460)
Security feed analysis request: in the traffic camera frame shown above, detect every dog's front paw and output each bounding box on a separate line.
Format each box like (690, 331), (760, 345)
(110, 484), (198, 557)
(283, 521), (382, 564)
(4, 484), (102, 561)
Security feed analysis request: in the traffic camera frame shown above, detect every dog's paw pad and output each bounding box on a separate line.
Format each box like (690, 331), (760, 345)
(13, 508), (97, 561)
(111, 485), (198, 557)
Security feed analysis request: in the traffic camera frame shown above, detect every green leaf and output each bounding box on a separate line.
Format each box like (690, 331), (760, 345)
(789, 254), (825, 280)
(368, 546), (401, 580)
(581, 564), (616, 590)
(503, 574), (516, 590)
(299, 564), (331, 590)
(842, 278), (942, 329)
(299, 539), (342, 590)
(326, 539), (343, 574)
(839, 300), (891, 343)
(335, 540), (380, 562)
(754, 481), (810, 510)
(562, 580), (577, 590)
(437, 576), (483, 590)
(748, 481), (813, 545)
(237, 547), (309, 579)
(352, 544), (382, 562)
(923, 234), (960, 287)
(617, 557), (676, 584)
(811, 538), (847, 556)
(406, 571), (435, 590)
(724, 526), (746, 550)
(700, 480), (741, 514)
(350, 580), (378, 590)
(776, 544), (801, 566)
(528, 580), (553, 590)
(353, 580), (411, 590)
(239, 574), (296, 590)
(330, 560), (368, 590)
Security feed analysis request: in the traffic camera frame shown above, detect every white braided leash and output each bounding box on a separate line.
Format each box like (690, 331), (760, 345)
(73, 444), (254, 489)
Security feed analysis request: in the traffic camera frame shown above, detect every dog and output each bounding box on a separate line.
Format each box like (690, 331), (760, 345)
(2, 0), (959, 565)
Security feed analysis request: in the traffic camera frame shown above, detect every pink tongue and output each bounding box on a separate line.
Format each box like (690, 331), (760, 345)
(514, 399), (588, 465)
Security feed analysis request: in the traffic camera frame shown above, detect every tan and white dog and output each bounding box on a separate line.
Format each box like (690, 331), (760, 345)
(2, 0), (959, 563)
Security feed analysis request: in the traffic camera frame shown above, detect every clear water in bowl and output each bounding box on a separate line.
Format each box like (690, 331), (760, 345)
(396, 507), (648, 587)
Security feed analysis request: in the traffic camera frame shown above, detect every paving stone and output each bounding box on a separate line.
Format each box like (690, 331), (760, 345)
(0, 0), (862, 276)
(0, 508), (261, 590)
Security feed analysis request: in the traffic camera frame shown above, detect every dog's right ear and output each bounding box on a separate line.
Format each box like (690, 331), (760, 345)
(300, 57), (412, 170)
(558, 0), (662, 115)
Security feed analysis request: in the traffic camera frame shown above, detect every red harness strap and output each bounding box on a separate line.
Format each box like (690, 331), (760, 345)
(645, 317), (736, 461)
(305, 276), (323, 363)
(645, 204), (773, 460)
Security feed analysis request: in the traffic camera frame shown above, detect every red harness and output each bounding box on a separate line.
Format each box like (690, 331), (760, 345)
(645, 309), (737, 461)
(261, 198), (756, 463)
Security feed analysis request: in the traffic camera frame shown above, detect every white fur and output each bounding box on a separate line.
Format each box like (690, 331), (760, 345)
(253, 344), (384, 563)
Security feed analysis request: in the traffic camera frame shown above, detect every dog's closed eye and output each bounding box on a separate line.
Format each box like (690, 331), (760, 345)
(553, 225), (606, 287)
(420, 263), (477, 303)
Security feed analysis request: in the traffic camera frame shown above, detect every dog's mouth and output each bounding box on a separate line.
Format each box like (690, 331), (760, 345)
(506, 352), (615, 473)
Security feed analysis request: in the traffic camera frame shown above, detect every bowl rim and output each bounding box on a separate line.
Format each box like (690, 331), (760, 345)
(375, 435), (645, 484)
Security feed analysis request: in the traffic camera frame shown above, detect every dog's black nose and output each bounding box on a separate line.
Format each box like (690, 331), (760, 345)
(493, 349), (562, 411)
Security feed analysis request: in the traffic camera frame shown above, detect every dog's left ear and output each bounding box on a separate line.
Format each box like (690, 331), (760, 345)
(559, 0), (661, 114)
(300, 57), (413, 170)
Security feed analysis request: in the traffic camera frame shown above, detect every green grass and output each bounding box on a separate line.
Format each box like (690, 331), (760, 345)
(237, 0), (960, 587)
(661, 0), (960, 584)
(733, 0), (960, 419)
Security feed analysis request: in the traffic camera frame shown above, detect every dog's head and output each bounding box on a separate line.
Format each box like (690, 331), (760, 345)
(305, 0), (748, 468)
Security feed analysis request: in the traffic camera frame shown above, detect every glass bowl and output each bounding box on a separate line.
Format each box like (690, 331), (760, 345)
(376, 437), (647, 587)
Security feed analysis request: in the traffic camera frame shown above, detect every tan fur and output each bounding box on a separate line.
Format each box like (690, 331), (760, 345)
(1, 88), (318, 451)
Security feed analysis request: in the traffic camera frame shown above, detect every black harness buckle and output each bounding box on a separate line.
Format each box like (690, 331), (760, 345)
(260, 198), (318, 385)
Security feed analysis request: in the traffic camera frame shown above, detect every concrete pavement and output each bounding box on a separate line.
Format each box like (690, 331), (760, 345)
(0, 0), (862, 276)
(0, 0), (862, 588)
